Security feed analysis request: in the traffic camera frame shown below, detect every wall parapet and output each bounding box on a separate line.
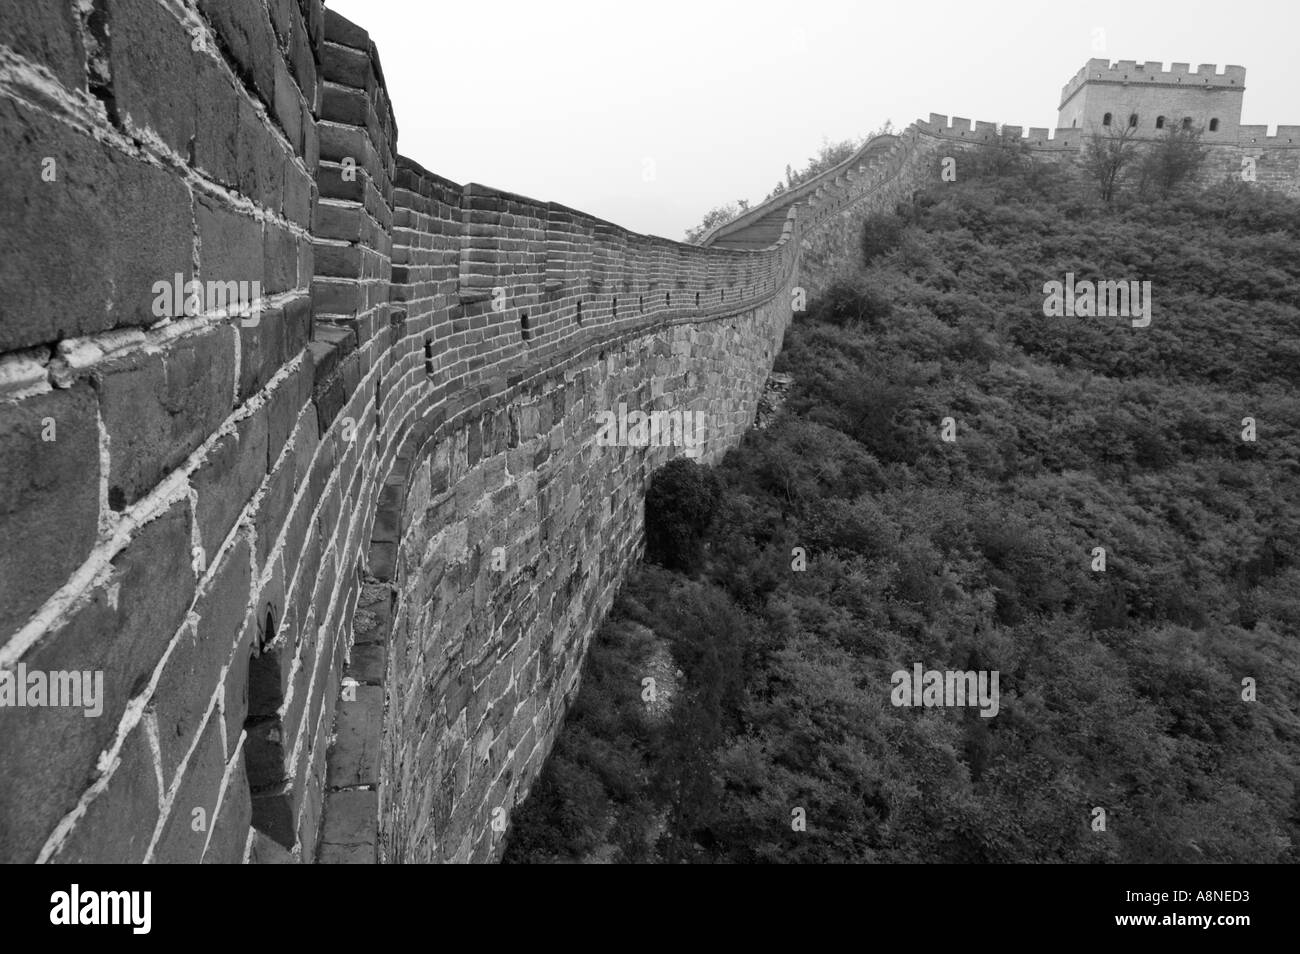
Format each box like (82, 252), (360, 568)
(0, 0), (814, 865)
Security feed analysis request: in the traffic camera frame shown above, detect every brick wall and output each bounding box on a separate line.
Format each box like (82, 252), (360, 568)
(0, 0), (806, 864)
(1, 0), (320, 863)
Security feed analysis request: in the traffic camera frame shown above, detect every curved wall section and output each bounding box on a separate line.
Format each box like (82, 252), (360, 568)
(0, 1), (804, 863)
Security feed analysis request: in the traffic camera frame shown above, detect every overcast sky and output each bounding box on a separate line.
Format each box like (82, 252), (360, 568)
(327, 0), (1299, 241)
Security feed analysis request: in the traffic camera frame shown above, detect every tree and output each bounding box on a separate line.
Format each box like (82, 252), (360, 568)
(644, 459), (723, 574)
(683, 200), (752, 244)
(860, 211), (907, 266)
(684, 203), (738, 243)
(1082, 124), (1139, 202)
(1139, 124), (1208, 198)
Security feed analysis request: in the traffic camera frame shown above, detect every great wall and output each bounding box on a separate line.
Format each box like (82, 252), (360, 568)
(1, 2), (1296, 864)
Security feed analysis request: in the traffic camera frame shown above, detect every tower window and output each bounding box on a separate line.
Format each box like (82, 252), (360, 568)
(1182, 117), (1192, 130)
(1209, 118), (1220, 132)
(1155, 116), (1165, 129)
(1128, 113), (1138, 128)
(1102, 112), (1112, 127)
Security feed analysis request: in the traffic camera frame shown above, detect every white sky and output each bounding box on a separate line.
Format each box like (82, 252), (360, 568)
(327, 0), (1300, 241)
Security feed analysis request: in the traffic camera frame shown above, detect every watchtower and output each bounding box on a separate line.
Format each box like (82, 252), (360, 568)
(1058, 59), (1246, 142)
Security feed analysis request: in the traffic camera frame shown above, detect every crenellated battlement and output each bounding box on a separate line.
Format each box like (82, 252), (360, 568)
(1060, 58), (1247, 109)
(916, 114), (1083, 149)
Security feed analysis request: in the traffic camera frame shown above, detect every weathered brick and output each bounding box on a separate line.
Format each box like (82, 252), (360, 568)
(0, 499), (193, 863)
(272, 56), (303, 147)
(0, 97), (193, 351)
(264, 221), (299, 294)
(313, 201), (362, 242)
(201, 757), (253, 863)
(325, 685), (382, 788)
(250, 780), (296, 849)
(323, 8), (368, 50)
(198, 193), (265, 292)
(248, 828), (295, 862)
(296, 746), (325, 859)
(267, 0), (294, 43)
(320, 83), (367, 127)
(198, 0), (278, 106)
(194, 54), (241, 186)
(0, 385), (99, 638)
(238, 303), (287, 402)
(109, 0), (200, 155)
(45, 721), (159, 864)
(193, 405), (268, 558)
(153, 536), (252, 784)
(92, 325), (236, 509)
(151, 712), (227, 863)
(0, 1), (86, 89)
(320, 42), (370, 90)
(318, 789), (376, 863)
(284, 162), (315, 228)
(235, 95), (285, 209)
(286, 7), (317, 110)
(266, 360), (313, 466)
(253, 437), (300, 563)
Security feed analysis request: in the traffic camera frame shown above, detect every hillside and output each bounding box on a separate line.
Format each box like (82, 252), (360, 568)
(503, 152), (1300, 864)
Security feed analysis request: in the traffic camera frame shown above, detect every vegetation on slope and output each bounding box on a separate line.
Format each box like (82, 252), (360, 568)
(506, 147), (1300, 863)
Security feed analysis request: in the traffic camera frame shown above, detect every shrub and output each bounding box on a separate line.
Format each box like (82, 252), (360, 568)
(644, 458), (723, 574)
(861, 211), (907, 266)
(812, 277), (893, 329)
(1138, 125), (1208, 198)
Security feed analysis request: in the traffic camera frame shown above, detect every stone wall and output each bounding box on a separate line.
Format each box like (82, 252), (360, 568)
(1, 0), (321, 864)
(0, 0), (800, 864)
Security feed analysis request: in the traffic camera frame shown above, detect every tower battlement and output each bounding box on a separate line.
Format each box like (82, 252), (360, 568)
(917, 114), (1083, 149)
(1060, 59), (1247, 110)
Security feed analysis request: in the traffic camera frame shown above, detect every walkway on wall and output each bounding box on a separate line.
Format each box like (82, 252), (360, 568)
(704, 135), (900, 250)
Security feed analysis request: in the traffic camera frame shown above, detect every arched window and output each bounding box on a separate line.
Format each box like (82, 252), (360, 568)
(1182, 117), (1192, 129)
(1209, 118), (1220, 132)
(1128, 113), (1139, 128)
(1155, 116), (1165, 129)
(1102, 112), (1112, 126)
(1071, 119), (1077, 128)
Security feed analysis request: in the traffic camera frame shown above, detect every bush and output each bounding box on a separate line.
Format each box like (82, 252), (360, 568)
(1138, 126), (1208, 198)
(861, 212), (907, 266)
(644, 458), (723, 574)
(812, 277), (893, 329)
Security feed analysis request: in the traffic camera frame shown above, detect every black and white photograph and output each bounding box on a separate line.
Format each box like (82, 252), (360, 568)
(0, 0), (1295, 929)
